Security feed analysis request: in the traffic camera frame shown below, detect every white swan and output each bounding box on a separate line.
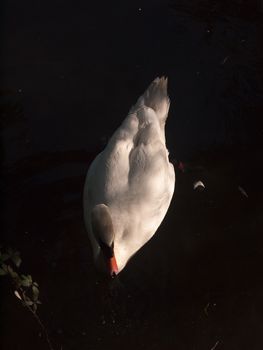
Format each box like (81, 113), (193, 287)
(83, 77), (175, 276)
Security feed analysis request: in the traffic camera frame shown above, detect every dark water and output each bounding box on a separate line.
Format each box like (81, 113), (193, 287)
(1, 1), (263, 349)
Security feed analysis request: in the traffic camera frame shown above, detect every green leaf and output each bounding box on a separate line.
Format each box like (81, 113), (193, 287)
(9, 269), (19, 279)
(32, 286), (39, 301)
(21, 275), (32, 287)
(7, 265), (14, 274)
(7, 265), (19, 280)
(25, 300), (33, 306)
(12, 253), (22, 268)
(21, 280), (31, 287)
(1, 253), (10, 261)
(32, 303), (38, 312)
(1, 264), (8, 272)
(0, 267), (7, 276)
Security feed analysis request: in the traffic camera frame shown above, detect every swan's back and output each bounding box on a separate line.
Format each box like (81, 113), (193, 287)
(83, 77), (175, 273)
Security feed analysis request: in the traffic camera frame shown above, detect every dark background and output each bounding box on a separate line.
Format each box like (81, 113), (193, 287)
(1, 0), (263, 349)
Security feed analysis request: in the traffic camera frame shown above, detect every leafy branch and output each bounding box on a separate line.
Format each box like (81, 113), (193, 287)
(0, 247), (55, 350)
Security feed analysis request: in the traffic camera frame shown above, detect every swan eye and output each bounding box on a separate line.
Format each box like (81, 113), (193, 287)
(98, 239), (114, 259)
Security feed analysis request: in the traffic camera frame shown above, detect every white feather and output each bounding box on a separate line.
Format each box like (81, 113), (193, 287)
(83, 77), (175, 273)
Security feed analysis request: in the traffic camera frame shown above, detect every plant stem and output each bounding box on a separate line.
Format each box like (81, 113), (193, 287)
(19, 289), (55, 350)
(29, 307), (55, 350)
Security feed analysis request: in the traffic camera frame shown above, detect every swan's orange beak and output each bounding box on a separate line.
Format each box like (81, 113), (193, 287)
(108, 255), (118, 277)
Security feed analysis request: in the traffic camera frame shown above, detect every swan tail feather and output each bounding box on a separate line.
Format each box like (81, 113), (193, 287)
(131, 76), (170, 125)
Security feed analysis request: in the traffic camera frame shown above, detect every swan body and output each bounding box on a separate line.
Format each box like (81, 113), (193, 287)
(83, 77), (175, 275)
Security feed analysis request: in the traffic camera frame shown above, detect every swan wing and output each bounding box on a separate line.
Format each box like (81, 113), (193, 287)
(83, 77), (175, 270)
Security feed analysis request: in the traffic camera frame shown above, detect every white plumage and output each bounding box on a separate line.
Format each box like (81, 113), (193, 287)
(83, 77), (175, 275)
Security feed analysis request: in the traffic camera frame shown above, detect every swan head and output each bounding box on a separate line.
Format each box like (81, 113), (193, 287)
(91, 204), (119, 277)
(96, 240), (118, 277)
